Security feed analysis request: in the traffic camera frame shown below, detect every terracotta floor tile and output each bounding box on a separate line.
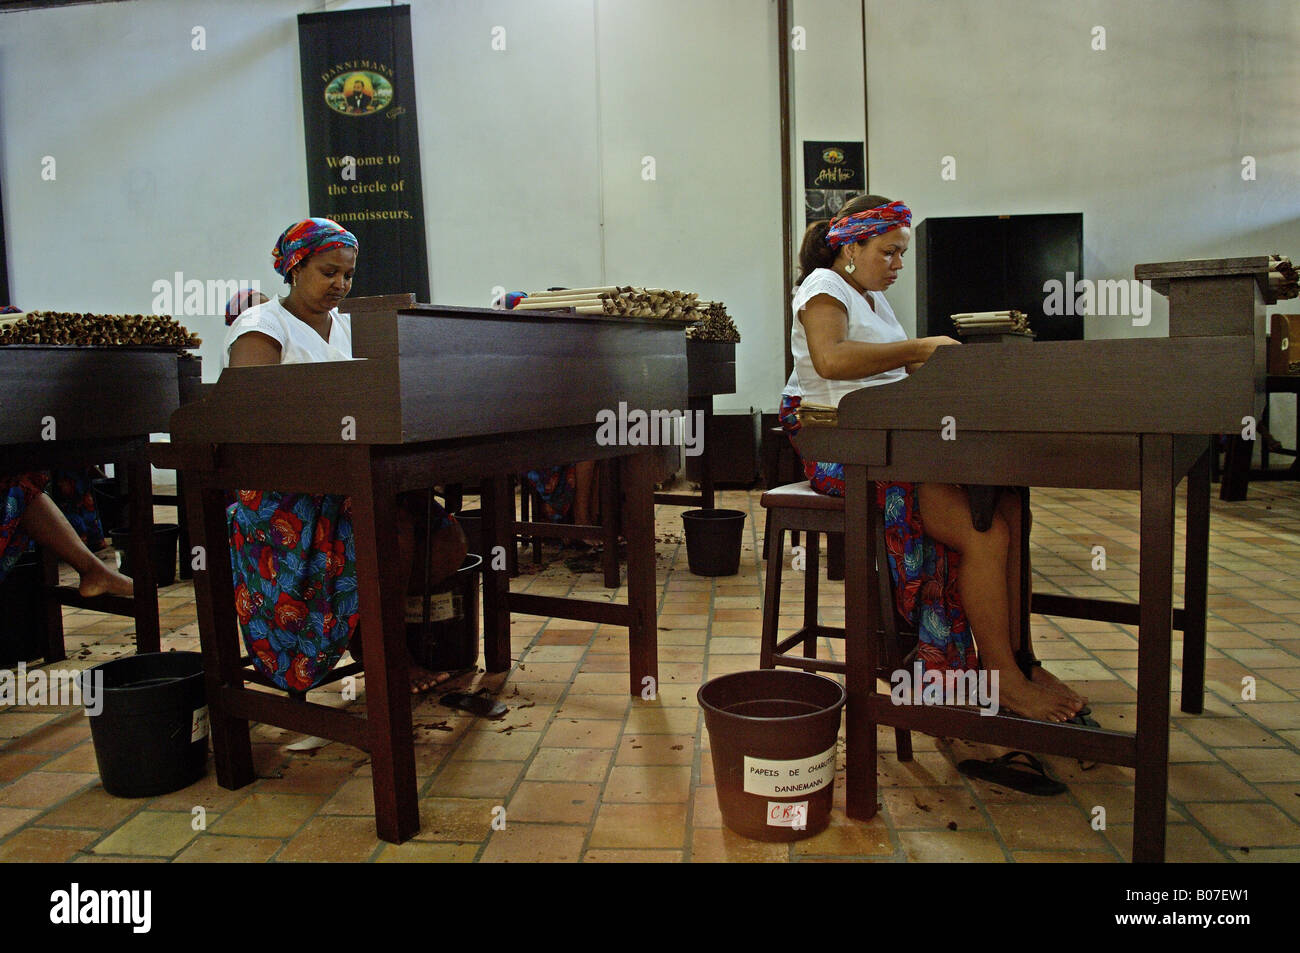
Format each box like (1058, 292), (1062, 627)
(526, 746), (612, 783)
(604, 765), (692, 803)
(0, 752), (50, 783)
(37, 784), (144, 829)
(1182, 715), (1285, 748)
(1185, 801), (1300, 848)
(623, 703), (700, 735)
(1168, 763), (1263, 803)
(882, 786), (983, 830)
(209, 793), (324, 839)
(449, 729), (542, 761)
(375, 840), (479, 862)
(505, 781), (601, 824)
(1218, 747), (1300, 783)
(90, 810), (199, 857)
(541, 719), (622, 749)
(986, 802), (1109, 851)
(512, 661), (579, 683)
(430, 759), (522, 799)
(413, 797), (498, 842)
(692, 789), (723, 828)
(0, 826), (98, 862)
(616, 734), (694, 766)
(583, 848), (682, 862)
(589, 803), (687, 849)
(2, 715), (87, 751)
(0, 770), (96, 808)
(0, 806), (39, 839)
(1012, 850), (1117, 862)
(568, 672), (632, 695)
(479, 823), (587, 862)
(256, 755), (368, 794)
(793, 813), (892, 856)
(276, 815), (381, 862)
(1103, 822), (1228, 862)
(689, 827), (791, 862)
(898, 830), (1006, 862)
(174, 834), (283, 863)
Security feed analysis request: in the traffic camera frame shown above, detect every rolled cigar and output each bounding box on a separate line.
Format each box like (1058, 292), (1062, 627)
(524, 286), (627, 298)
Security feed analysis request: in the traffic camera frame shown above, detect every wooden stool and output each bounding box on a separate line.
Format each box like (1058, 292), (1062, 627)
(758, 480), (913, 761)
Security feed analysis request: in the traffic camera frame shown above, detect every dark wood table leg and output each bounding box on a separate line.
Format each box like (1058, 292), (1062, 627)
(1134, 434), (1175, 863)
(39, 545), (67, 663)
(124, 454), (160, 654)
(601, 459), (620, 589)
(1181, 442), (1211, 715)
(186, 482), (254, 790)
(622, 452), (658, 697)
(844, 464), (879, 820)
(177, 471), (193, 581)
(1219, 434), (1251, 501)
(349, 457), (418, 843)
(696, 396), (716, 509)
(480, 474), (513, 673)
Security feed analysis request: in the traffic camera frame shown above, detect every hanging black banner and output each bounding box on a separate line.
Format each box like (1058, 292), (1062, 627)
(297, 5), (429, 301)
(803, 141), (865, 225)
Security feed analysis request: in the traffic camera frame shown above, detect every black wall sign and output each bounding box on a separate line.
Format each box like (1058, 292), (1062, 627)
(803, 141), (865, 225)
(297, 5), (429, 300)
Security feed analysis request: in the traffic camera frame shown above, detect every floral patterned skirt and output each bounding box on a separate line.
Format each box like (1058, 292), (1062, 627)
(778, 395), (978, 672)
(227, 491), (361, 692)
(525, 465), (577, 523)
(0, 472), (49, 583)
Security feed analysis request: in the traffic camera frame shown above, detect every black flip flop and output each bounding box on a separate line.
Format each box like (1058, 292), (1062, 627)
(440, 689), (508, 719)
(958, 751), (1068, 796)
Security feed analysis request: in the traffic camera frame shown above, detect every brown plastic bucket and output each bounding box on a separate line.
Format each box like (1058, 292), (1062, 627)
(698, 669), (845, 841)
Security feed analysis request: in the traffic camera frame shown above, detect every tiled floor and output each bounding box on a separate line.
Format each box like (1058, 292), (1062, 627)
(2, 480), (1299, 862)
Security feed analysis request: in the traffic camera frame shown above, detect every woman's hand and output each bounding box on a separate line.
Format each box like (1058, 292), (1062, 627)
(913, 335), (961, 363)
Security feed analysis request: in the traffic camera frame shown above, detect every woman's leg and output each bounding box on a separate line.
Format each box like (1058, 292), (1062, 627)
(19, 493), (132, 598)
(916, 483), (1081, 722)
(999, 491), (1087, 706)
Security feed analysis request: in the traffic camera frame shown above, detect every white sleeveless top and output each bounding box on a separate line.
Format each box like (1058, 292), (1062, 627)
(782, 268), (908, 407)
(223, 298), (353, 367)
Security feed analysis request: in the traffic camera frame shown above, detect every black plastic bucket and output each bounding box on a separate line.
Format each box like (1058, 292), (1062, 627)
(453, 509), (482, 558)
(682, 508), (747, 576)
(0, 552), (44, 666)
(82, 652), (208, 798)
(406, 554), (482, 671)
(109, 523), (180, 587)
(698, 669), (845, 841)
(90, 477), (126, 536)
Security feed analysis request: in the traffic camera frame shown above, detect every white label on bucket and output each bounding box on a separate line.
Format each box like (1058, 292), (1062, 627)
(767, 800), (808, 828)
(742, 744), (836, 797)
(404, 592), (461, 624)
(191, 705), (209, 743)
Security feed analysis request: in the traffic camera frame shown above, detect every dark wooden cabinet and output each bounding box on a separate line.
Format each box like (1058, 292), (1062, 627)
(915, 213), (1084, 341)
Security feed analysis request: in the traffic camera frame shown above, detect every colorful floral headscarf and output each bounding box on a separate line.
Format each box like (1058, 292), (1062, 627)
(826, 200), (912, 248)
(272, 218), (358, 283)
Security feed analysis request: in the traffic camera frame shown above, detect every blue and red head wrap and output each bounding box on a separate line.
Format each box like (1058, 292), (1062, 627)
(224, 288), (270, 326)
(272, 217), (359, 283)
(826, 200), (912, 248)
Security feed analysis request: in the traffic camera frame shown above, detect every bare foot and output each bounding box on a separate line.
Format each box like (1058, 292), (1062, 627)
(998, 671), (1084, 722)
(1029, 666), (1088, 708)
(409, 661), (466, 695)
(78, 559), (133, 598)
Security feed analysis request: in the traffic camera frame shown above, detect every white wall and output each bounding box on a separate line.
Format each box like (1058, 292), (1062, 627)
(2, 0), (1298, 436)
(0, 0), (785, 413)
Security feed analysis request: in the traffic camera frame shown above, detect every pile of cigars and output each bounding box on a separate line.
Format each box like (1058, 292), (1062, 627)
(512, 286), (740, 342)
(1270, 254), (1298, 300)
(949, 309), (1031, 337)
(0, 310), (200, 350)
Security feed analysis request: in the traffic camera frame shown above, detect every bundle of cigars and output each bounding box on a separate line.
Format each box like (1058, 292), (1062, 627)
(0, 310), (201, 349)
(512, 286), (740, 341)
(949, 309), (1031, 336)
(1270, 255), (1298, 300)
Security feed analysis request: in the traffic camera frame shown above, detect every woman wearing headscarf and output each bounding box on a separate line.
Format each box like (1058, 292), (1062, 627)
(780, 195), (1086, 723)
(224, 218), (467, 695)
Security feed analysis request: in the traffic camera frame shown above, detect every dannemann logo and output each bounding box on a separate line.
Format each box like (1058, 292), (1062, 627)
(821, 147), (845, 165)
(322, 60), (395, 117)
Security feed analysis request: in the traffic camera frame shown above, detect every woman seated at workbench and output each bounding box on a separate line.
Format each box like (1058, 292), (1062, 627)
(2, 474), (132, 595)
(224, 218), (467, 695)
(778, 194), (1086, 723)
